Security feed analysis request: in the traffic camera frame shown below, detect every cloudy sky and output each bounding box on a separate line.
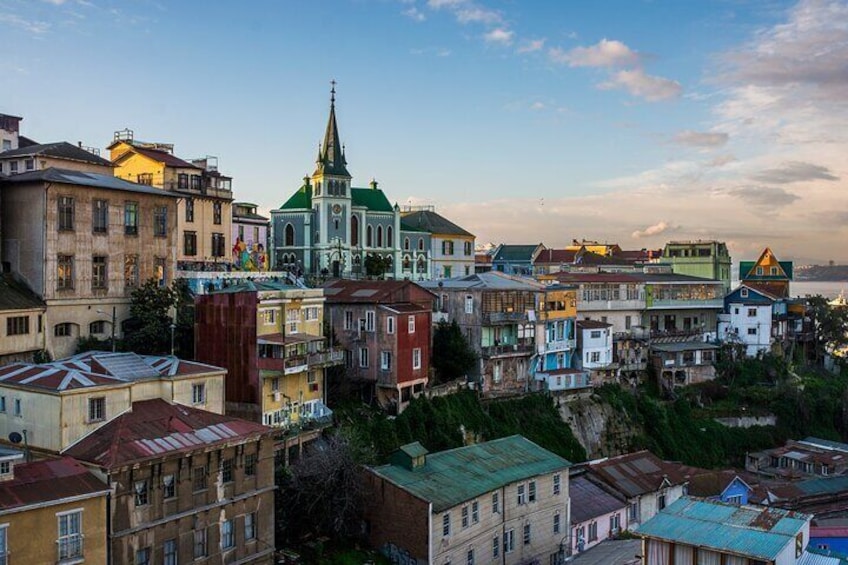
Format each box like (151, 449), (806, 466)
(3, 0), (847, 264)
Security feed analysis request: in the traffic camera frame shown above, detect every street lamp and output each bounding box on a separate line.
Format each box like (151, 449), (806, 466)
(96, 306), (117, 353)
(170, 322), (177, 356)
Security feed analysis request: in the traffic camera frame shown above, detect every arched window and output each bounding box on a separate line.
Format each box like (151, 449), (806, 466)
(385, 255), (393, 269)
(418, 238), (424, 251)
(403, 256), (411, 271)
(416, 256), (426, 273)
(314, 181), (320, 196)
(285, 223), (295, 246)
(351, 215), (359, 246)
(366, 225), (373, 247)
(377, 226), (383, 248)
(340, 181), (346, 196)
(404, 237), (410, 251)
(387, 226), (393, 248)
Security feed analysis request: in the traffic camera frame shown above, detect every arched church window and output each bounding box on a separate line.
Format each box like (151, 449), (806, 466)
(404, 237), (410, 251)
(285, 223), (295, 246)
(377, 226), (383, 248)
(418, 238), (424, 251)
(387, 226), (393, 248)
(340, 181), (346, 196)
(416, 256), (426, 272)
(403, 256), (411, 270)
(351, 215), (359, 246)
(366, 225), (373, 247)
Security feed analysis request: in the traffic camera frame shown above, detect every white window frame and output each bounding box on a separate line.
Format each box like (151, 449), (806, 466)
(365, 311), (376, 332)
(192, 382), (206, 405)
(464, 295), (474, 314)
(517, 484), (526, 505)
(408, 315), (415, 334)
(344, 311), (353, 330)
(442, 513), (451, 537)
(492, 492), (500, 514)
(553, 473), (561, 495)
(387, 316), (395, 335)
(56, 508), (84, 562)
(221, 519), (235, 549)
(381, 351), (392, 371)
(412, 348), (422, 370)
(245, 512), (257, 540)
(504, 529), (514, 553)
(359, 347), (369, 368)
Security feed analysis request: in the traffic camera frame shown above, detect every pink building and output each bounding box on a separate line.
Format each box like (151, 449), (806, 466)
(232, 202), (269, 271)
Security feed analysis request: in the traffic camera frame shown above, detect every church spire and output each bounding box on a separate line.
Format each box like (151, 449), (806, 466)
(315, 80), (351, 178)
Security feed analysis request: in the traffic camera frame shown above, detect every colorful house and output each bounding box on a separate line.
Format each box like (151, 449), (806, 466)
(535, 285), (587, 393)
(491, 243), (545, 276)
(575, 319), (617, 385)
(570, 470), (628, 555)
(231, 202), (269, 271)
(686, 470), (754, 505)
(740, 247), (794, 298)
(718, 284), (778, 357)
(662, 240), (732, 293)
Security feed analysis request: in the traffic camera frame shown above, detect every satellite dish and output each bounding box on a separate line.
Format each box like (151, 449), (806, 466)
(8, 432), (22, 444)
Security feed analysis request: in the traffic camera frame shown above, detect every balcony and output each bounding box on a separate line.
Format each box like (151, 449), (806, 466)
(544, 338), (576, 352)
(482, 343), (535, 358)
(307, 349), (344, 368)
(646, 298), (724, 310)
(58, 534), (84, 563)
(536, 369), (592, 392)
(483, 311), (529, 325)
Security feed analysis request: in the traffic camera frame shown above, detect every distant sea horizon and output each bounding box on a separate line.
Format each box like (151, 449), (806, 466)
(729, 280), (846, 299)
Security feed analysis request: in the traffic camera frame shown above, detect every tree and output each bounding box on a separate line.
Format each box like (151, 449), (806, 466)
(172, 278), (195, 359)
(808, 295), (848, 364)
(432, 320), (477, 384)
(123, 279), (176, 355)
(364, 254), (389, 278)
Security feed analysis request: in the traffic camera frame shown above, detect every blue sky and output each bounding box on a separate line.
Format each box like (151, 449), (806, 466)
(4, 0), (848, 263)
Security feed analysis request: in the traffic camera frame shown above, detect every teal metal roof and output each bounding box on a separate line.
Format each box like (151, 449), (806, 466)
(280, 184), (312, 210)
(399, 442), (429, 458)
(493, 244), (541, 262)
(209, 280), (297, 294)
(795, 475), (848, 496)
(740, 260), (794, 280)
(370, 435), (571, 512)
(351, 187), (394, 212)
(637, 497), (810, 561)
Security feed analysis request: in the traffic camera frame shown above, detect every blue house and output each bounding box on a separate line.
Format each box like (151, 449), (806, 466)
(491, 243), (544, 276)
(687, 470), (753, 505)
(810, 525), (848, 559)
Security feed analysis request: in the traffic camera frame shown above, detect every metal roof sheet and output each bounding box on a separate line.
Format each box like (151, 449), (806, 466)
(1, 167), (179, 197)
(369, 435), (571, 512)
(637, 497), (810, 560)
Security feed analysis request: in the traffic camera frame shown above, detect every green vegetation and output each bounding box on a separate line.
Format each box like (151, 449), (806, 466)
(337, 389), (586, 465)
(431, 320), (477, 384)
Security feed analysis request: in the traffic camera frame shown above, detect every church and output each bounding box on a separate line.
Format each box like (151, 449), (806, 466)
(271, 87), (435, 279)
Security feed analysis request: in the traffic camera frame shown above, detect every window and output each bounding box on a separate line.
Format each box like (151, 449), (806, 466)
(747, 327), (757, 335)
(726, 494), (742, 505)
(134, 479), (149, 506)
(465, 295), (474, 314)
(221, 519), (235, 549)
(57, 510), (83, 561)
(380, 351), (392, 371)
(261, 309), (276, 325)
(185, 198), (194, 222)
(554, 511), (561, 534)
(529, 480), (536, 502)
(57, 255), (74, 290)
(192, 383), (206, 404)
(6, 316), (28, 336)
(418, 238), (424, 251)
(492, 535), (499, 559)
(213, 201), (222, 224)
(136, 172), (152, 185)
(124, 255), (139, 288)
(245, 453), (257, 476)
(442, 240), (454, 255)
(747, 307), (757, 317)
(58, 196), (74, 231)
(90, 320), (105, 334)
(523, 523), (531, 545)
(377, 225), (383, 247)
(658, 493), (666, 510)
(135, 547), (150, 565)
(740, 288), (749, 298)
(88, 397), (105, 422)
(630, 501), (638, 520)
(408, 315), (415, 334)
(191, 175), (202, 190)
(92, 199), (108, 234)
(366, 225), (373, 247)
(461, 505), (469, 528)
(442, 513), (451, 537)
(412, 348), (422, 370)
(359, 348), (369, 368)
(471, 501), (479, 523)
(610, 513), (621, 534)
(163, 474), (175, 499)
(517, 484), (526, 505)
(193, 466), (208, 492)
(387, 316), (395, 334)
(756, 266), (763, 275)
(245, 512), (257, 540)
(404, 237), (410, 250)
(178, 173), (189, 189)
(212, 233), (226, 257)
(163, 539), (177, 565)
(492, 492), (499, 514)
(588, 521), (598, 541)
(54, 322), (73, 337)
(154, 206), (168, 237)
(466, 547), (474, 565)
(184, 231), (197, 256)
(9, 161), (16, 173)
(343, 311), (353, 330)
(124, 201), (138, 235)
(193, 527), (207, 558)
(365, 311), (375, 332)
(504, 529), (514, 553)
(590, 351), (600, 363)
(222, 458), (234, 483)
(0, 525), (7, 565)
(13, 399), (20, 417)
(464, 241), (472, 256)
(0, 397), (6, 413)
(553, 473), (561, 495)
(155, 257), (166, 287)
(92, 255), (107, 289)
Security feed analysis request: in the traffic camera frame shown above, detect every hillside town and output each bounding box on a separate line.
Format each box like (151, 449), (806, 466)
(0, 90), (847, 565)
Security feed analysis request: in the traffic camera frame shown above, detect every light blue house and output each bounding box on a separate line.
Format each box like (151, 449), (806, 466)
(687, 471), (754, 505)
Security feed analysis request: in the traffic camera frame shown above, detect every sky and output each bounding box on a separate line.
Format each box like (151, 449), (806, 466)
(3, 0), (847, 265)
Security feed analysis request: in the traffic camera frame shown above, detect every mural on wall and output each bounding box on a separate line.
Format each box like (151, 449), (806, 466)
(232, 238), (268, 271)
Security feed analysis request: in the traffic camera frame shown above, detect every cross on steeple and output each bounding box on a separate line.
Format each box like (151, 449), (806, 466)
(330, 80), (336, 104)
(313, 79), (350, 178)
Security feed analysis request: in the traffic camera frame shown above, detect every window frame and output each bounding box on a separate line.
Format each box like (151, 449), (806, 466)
(58, 196), (75, 231)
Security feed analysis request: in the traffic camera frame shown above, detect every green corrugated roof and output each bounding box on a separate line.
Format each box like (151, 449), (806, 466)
(351, 187), (394, 212)
(279, 185), (395, 213)
(399, 442), (429, 458)
(370, 435), (571, 512)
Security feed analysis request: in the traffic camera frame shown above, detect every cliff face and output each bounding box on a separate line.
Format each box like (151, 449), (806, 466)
(558, 394), (641, 459)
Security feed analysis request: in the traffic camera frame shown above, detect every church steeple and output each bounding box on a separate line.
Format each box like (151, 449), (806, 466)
(314, 81), (351, 178)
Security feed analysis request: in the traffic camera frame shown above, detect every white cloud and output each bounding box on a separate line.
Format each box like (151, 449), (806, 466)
(484, 27), (513, 45)
(0, 13), (50, 33)
(517, 38), (545, 54)
(600, 68), (683, 101)
(632, 221), (676, 239)
(530, 101), (545, 110)
(550, 38), (640, 68)
(403, 6), (426, 21)
(426, 0), (502, 25)
(674, 130), (730, 147)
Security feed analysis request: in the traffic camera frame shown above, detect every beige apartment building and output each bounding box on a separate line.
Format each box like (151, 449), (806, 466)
(0, 351), (225, 452)
(364, 436), (572, 565)
(109, 130), (233, 272)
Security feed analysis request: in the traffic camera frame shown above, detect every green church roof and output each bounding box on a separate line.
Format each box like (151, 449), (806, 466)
(280, 184), (312, 210)
(279, 184), (396, 213)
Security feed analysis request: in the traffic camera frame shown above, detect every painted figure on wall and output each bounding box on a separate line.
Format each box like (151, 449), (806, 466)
(232, 238), (267, 271)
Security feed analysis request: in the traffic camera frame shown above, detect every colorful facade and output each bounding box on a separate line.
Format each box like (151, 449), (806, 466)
(662, 240), (732, 292)
(740, 247), (794, 298)
(231, 202), (269, 271)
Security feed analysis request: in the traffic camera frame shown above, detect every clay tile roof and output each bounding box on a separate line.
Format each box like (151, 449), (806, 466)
(63, 399), (272, 469)
(0, 457), (108, 512)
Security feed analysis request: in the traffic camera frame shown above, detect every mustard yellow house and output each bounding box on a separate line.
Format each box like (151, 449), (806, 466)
(108, 129), (233, 271)
(0, 453), (109, 565)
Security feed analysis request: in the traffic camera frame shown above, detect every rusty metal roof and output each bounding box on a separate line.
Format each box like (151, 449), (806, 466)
(588, 450), (689, 498)
(63, 399), (272, 469)
(0, 456), (108, 513)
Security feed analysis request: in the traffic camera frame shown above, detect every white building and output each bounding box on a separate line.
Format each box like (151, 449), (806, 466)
(576, 319), (617, 384)
(718, 284), (775, 357)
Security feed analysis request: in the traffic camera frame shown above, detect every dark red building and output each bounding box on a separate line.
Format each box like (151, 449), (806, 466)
(322, 279), (435, 412)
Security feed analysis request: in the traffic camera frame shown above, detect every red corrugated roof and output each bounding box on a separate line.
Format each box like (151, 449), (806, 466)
(116, 145), (200, 169)
(63, 399), (272, 469)
(589, 450), (689, 498)
(532, 249), (578, 265)
(322, 279), (435, 304)
(0, 457), (108, 511)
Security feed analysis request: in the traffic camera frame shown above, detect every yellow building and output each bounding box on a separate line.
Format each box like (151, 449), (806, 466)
(0, 452), (109, 565)
(565, 239), (622, 257)
(0, 274), (46, 365)
(0, 352), (226, 452)
(108, 130), (233, 271)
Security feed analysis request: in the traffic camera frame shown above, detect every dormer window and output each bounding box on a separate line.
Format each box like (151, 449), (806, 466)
(740, 288), (749, 298)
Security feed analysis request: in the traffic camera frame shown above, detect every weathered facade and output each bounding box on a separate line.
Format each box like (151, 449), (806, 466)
(64, 398), (276, 565)
(661, 240), (732, 292)
(0, 273), (46, 364)
(400, 207), (476, 279)
(232, 201), (270, 271)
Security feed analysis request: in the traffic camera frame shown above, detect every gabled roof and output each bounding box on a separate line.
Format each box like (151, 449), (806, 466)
(570, 473), (627, 524)
(726, 284), (779, 304)
(0, 274), (45, 312)
(113, 144), (201, 170)
(369, 435), (571, 512)
(493, 244), (543, 263)
(588, 450), (689, 498)
(0, 456), (108, 513)
(322, 279), (435, 303)
(637, 497), (810, 561)
(63, 399), (271, 469)
(686, 471), (753, 498)
(0, 167), (179, 198)
(740, 248), (793, 280)
(400, 210), (474, 237)
(0, 141), (113, 167)
(533, 249), (578, 265)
